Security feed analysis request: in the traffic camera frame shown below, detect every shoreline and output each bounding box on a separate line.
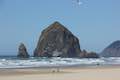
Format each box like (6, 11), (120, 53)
(0, 65), (120, 80)
(0, 63), (120, 69)
(0, 64), (120, 74)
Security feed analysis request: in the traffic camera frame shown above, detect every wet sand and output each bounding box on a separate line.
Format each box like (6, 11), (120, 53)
(0, 66), (120, 80)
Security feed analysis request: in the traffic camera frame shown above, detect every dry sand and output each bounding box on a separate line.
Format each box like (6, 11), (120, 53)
(0, 66), (120, 80)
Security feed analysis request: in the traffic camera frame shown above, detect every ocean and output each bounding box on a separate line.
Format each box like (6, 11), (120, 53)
(0, 56), (120, 69)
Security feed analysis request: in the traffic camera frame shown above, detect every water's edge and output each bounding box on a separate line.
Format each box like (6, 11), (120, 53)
(0, 57), (120, 69)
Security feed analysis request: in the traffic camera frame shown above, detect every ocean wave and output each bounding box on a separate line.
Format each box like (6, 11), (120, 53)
(0, 57), (120, 68)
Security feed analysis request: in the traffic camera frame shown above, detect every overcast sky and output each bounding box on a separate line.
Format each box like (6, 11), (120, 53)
(0, 0), (120, 55)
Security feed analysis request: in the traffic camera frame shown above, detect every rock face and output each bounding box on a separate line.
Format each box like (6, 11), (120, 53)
(17, 43), (29, 58)
(34, 21), (81, 57)
(80, 50), (99, 58)
(100, 40), (120, 57)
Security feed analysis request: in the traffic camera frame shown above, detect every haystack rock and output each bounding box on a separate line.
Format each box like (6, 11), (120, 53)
(17, 43), (29, 58)
(101, 40), (120, 57)
(34, 21), (81, 57)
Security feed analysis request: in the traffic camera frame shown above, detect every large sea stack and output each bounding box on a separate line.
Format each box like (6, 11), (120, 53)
(17, 43), (29, 58)
(34, 21), (81, 57)
(100, 40), (120, 57)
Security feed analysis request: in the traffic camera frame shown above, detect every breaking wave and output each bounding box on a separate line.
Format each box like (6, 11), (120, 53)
(0, 57), (120, 68)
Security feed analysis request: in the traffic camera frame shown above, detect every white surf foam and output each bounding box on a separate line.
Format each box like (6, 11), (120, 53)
(0, 57), (119, 68)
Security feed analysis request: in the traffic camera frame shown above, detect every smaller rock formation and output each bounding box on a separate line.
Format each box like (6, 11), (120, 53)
(17, 43), (29, 58)
(80, 49), (99, 58)
(100, 40), (120, 57)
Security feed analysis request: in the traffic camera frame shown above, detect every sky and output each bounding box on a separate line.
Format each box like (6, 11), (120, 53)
(0, 0), (120, 56)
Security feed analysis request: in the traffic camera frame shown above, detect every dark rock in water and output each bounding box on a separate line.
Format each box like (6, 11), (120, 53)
(34, 21), (81, 57)
(80, 49), (99, 58)
(17, 43), (29, 58)
(85, 52), (99, 58)
(79, 49), (87, 57)
(100, 40), (120, 57)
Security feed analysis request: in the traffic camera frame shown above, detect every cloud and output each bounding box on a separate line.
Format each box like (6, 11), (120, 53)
(76, 0), (83, 5)
(78, 1), (83, 5)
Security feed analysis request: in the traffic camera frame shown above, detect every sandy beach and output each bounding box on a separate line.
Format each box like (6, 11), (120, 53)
(0, 66), (120, 80)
